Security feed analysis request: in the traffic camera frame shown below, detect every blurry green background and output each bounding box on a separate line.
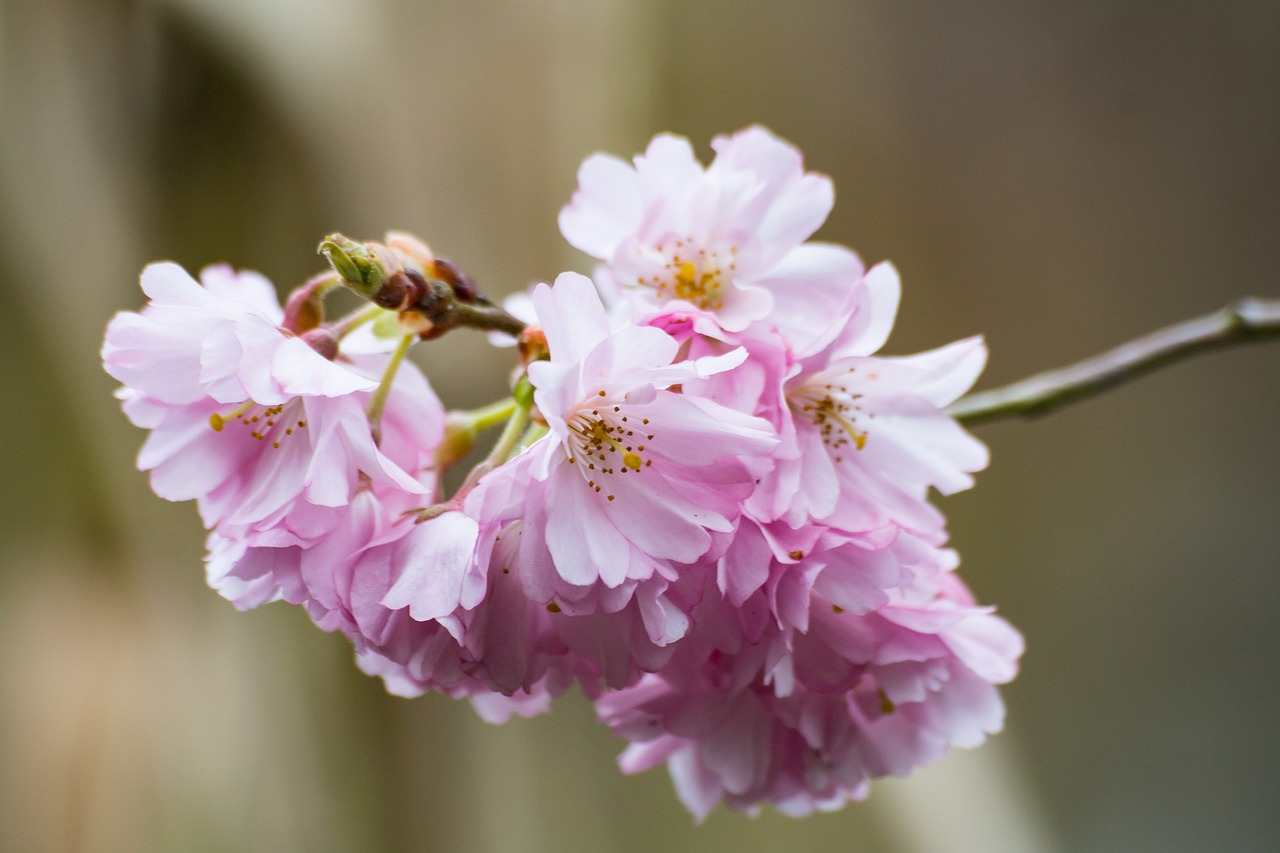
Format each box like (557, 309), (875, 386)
(2, 1), (1278, 851)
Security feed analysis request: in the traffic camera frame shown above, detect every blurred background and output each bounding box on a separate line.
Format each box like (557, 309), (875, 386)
(2, 1), (1278, 851)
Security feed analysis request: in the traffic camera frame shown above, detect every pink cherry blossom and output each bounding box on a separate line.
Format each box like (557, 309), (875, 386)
(597, 534), (1022, 819)
(496, 271), (777, 595)
(428, 272), (780, 686)
(750, 262), (989, 539)
(209, 485), (576, 708)
(560, 127), (862, 347)
(103, 262), (442, 544)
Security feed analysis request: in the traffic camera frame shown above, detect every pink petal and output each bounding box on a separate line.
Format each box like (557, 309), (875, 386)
(272, 337), (378, 398)
(818, 260), (902, 360)
(544, 466), (635, 587)
(881, 336), (988, 407)
(752, 243), (864, 350)
(635, 134), (704, 208)
(199, 264), (284, 321)
(103, 312), (208, 404)
(753, 172), (834, 256)
(581, 324), (680, 384)
(533, 273), (610, 365)
(943, 612), (1024, 684)
(139, 262), (209, 305)
(382, 512), (480, 621)
(559, 153), (643, 258)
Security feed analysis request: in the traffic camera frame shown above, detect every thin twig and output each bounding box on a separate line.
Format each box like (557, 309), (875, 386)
(450, 300), (528, 338)
(947, 297), (1280, 427)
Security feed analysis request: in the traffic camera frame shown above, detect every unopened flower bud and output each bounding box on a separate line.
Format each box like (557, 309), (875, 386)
(376, 268), (430, 311)
(375, 271), (409, 310)
(282, 272), (338, 333)
(318, 233), (386, 299)
(434, 257), (479, 303)
(435, 412), (478, 471)
(518, 323), (549, 366)
(385, 231), (436, 270)
(300, 327), (339, 360)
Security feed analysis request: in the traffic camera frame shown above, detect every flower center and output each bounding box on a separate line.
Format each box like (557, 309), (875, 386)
(791, 375), (869, 463)
(636, 238), (738, 311)
(564, 397), (655, 500)
(209, 399), (308, 449)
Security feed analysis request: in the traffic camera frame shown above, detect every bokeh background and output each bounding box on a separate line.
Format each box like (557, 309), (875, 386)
(2, 1), (1278, 851)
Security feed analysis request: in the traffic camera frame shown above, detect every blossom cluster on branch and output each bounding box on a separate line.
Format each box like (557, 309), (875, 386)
(102, 127), (1022, 818)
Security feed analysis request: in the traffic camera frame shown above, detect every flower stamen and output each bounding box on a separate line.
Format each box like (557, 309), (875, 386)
(641, 239), (737, 311)
(208, 400), (304, 449)
(792, 383), (869, 456)
(565, 402), (652, 494)
(209, 400), (255, 432)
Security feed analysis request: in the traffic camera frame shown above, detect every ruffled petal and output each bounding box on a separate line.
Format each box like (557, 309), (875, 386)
(382, 512), (480, 622)
(559, 153), (643, 258)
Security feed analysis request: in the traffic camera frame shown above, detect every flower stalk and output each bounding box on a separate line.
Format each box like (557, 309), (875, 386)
(460, 397), (520, 433)
(328, 304), (386, 341)
(486, 377), (535, 466)
(434, 397), (519, 473)
(366, 334), (415, 444)
(281, 271), (340, 333)
(426, 377), (534, 517)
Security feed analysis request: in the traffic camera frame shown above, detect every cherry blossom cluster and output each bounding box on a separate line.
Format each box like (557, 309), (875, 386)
(102, 127), (1021, 818)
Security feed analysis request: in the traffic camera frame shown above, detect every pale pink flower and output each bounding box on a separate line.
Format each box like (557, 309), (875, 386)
(356, 508), (599, 702)
(750, 262), (989, 539)
(426, 272), (779, 684)
(500, 272), (777, 594)
(597, 535), (1022, 819)
(208, 485), (576, 707)
(461, 480), (715, 690)
(560, 127), (861, 347)
(711, 517), (903, 632)
(103, 262), (441, 544)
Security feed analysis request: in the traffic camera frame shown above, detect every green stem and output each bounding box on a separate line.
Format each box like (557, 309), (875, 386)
(441, 378), (534, 510)
(461, 397), (518, 433)
(518, 421), (549, 450)
(485, 379), (534, 467)
(366, 334), (414, 442)
(330, 304), (385, 341)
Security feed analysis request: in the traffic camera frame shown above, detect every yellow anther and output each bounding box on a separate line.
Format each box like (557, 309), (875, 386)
(210, 400), (255, 432)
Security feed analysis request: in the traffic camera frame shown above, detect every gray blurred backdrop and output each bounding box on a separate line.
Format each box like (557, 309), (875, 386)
(2, 2), (1278, 851)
